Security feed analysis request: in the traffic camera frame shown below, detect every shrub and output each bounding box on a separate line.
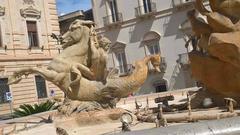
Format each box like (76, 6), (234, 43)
(13, 100), (58, 117)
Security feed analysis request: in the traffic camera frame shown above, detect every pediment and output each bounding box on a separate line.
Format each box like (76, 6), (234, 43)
(111, 41), (126, 49)
(0, 6), (5, 16)
(20, 6), (41, 19)
(143, 31), (161, 42)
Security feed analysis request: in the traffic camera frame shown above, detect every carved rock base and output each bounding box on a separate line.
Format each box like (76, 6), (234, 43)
(55, 108), (128, 127)
(171, 89), (226, 110)
(57, 99), (111, 116)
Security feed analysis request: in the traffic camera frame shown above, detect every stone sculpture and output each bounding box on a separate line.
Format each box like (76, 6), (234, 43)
(8, 19), (161, 112)
(187, 0), (240, 105)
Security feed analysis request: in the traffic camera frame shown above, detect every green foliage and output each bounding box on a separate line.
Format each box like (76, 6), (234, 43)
(13, 100), (58, 118)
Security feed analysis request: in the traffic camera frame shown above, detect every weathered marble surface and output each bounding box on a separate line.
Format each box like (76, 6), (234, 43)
(188, 0), (240, 101)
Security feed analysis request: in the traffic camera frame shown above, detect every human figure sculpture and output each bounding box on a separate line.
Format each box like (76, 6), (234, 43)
(88, 24), (112, 81)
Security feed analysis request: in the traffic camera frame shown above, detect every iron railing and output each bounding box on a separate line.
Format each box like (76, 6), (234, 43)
(103, 12), (123, 26)
(135, 2), (157, 17)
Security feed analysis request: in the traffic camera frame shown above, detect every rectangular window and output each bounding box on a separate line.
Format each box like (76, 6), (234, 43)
(27, 21), (39, 48)
(35, 76), (48, 99)
(0, 78), (10, 104)
(143, 0), (152, 13)
(116, 51), (128, 74)
(109, 0), (119, 22)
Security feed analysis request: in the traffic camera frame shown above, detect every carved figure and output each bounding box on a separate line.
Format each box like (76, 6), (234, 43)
(185, 0), (240, 108)
(8, 20), (161, 111)
(187, 9), (212, 52)
(90, 35), (111, 83)
(195, 0), (239, 33)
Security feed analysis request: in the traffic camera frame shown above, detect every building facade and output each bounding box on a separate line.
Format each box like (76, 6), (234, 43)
(0, 0), (63, 116)
(92, 0), (197, 95)
(59, 9), (93, 34)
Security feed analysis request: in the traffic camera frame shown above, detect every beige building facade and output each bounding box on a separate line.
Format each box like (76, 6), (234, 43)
(0, 0), (63, 116)
(92, 0), (197, 95)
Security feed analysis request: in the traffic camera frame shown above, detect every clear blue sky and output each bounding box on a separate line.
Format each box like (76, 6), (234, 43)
(56, 0), (91, 15)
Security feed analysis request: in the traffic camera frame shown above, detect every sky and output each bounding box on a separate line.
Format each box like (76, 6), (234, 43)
(56, 0), (91, 15)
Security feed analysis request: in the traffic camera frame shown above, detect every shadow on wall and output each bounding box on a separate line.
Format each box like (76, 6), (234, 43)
(104, 28), (121, 45)
(172, 66), (196, 90)
(163, 11), (187, 39)
(130, 18), (154, 43)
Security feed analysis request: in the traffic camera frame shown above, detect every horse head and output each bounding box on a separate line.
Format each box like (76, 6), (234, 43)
(61, 20), (91, 49)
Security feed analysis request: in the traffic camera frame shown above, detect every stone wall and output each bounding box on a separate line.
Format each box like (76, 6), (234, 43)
(0, 0), (63, 116)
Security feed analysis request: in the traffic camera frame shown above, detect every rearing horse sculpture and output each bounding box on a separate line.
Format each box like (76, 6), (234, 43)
(8, 20), (93, 86)
(8, 19), (161, 110)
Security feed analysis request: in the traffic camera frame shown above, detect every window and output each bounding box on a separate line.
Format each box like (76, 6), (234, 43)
(143, 0), (152, 13)
(147, 44), (160, 55)
(143, 32), (161, 55)
(0, 78), (10, 104)
(116, 51), (128, 74)
(109, 0), (119, 22)
(27, 21), (39, 48)
(35, 76), (48, 99)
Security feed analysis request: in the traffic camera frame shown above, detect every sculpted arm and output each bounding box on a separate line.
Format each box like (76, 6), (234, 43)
(90, 26), (100, 59)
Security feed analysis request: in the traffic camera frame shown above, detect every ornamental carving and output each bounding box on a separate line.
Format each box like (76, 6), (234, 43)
(20, 6), (41, 19)
(0, 6), (5, 16)
(23, 0), (35, 5)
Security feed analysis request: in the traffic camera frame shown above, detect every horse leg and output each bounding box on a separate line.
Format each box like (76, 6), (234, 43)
(72, 63), (94, 80)
(8, 67), (59, 85)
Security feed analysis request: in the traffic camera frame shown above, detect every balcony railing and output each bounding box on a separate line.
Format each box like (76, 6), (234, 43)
(172, 0), (194, 7)
(103, 13), (123, 26)
(135, 2), (157, 17)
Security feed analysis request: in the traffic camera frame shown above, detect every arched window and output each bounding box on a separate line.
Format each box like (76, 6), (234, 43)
(142, 31), (161, 55)
(110, 42), (129, 75)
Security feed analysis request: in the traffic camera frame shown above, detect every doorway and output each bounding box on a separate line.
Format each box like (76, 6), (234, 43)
(155, 84), (167, 93)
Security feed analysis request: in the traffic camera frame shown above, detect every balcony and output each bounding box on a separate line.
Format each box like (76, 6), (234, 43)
(103, 13), (123, 27)
(135, 2), (157, 18)
(172, 0), (194, 7)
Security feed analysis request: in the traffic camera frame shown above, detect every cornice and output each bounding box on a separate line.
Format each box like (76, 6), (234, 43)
(20, 6), (41, 19)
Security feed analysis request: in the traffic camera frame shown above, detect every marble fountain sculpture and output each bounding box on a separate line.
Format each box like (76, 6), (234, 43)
(8, 19), (161, 114)
(185, 0), (240, 107)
